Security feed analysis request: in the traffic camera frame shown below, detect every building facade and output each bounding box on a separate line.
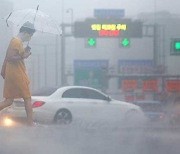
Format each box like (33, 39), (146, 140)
(28, 11), (180, 101)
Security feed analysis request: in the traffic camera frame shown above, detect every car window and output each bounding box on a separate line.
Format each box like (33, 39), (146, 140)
(84, 89), (108, 100)
(62, 88), (84, 98)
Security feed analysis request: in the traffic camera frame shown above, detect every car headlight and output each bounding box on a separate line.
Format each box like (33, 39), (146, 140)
(2, 117), (14, 127)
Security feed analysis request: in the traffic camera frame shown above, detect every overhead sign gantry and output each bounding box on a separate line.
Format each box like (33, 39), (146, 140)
(74, 18), (143, 38)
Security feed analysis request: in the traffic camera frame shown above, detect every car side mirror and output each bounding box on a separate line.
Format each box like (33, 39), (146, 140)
(106, 96), (111, 102)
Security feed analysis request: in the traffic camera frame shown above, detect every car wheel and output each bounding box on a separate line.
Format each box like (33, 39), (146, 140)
(54, 109), (72, 125)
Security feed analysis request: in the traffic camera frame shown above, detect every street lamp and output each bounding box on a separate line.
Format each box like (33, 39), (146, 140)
(66, 8), (73, 24)
(60, 7), (74, 86)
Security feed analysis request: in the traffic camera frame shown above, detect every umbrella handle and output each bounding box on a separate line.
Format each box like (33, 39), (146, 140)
(26, 42), (31, 52)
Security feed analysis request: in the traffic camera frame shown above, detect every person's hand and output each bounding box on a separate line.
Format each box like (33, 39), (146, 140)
(1, 63), (6, 79)
(22, 51), (31, 59)
(25, 46), (31, 52)
(1, 71), (5, 79)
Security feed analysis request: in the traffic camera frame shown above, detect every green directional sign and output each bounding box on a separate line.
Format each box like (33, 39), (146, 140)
(88, 38), (96, 46)
(121, 38), (130, 47)
(170, 38), (180, 55)
(85, 38), (96, 48)
(175, 42), (180, 50)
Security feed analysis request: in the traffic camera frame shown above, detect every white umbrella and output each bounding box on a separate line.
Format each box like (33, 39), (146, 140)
(3, 5), (61, 35)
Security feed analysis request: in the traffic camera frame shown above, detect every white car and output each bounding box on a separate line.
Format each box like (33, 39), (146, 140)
(1, 86), (146, 126)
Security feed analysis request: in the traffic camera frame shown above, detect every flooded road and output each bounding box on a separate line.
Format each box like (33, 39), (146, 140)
(0, 121), (180, 154)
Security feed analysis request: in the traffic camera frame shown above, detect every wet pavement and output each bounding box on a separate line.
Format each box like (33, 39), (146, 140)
(0, 122), (180, 154)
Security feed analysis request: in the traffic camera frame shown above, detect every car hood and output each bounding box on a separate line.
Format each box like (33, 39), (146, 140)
(110, 99), (141, 110)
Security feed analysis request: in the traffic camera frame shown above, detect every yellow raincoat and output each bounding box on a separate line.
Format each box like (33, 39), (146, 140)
(1, 37), (31, 98)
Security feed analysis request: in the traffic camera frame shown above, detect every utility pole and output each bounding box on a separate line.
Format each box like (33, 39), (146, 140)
(60, 2), (74, 86)
(60, 24), (66, 86)
(44, 45), (47, 86)
(55, 35), (59, 86)
(153, 24), (158, 68)
(60, 0), (65, 86)
(143, 24), (159, 69)
(60, 23), (74, 86)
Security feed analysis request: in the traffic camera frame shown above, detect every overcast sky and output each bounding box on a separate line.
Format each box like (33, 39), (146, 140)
(8, 0), (180, 23)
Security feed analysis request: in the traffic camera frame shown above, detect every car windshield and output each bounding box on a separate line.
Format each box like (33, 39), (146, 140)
(1, 0), (180, 154)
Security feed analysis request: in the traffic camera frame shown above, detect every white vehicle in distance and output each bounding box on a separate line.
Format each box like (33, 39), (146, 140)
(0, 86), (146, 127)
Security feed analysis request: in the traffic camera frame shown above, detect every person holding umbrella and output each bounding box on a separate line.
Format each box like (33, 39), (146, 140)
(0, 21), (36, 126)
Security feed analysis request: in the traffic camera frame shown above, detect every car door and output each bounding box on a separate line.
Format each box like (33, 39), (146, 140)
(83, 89), (123, 125)
(61, 88), (95, 122)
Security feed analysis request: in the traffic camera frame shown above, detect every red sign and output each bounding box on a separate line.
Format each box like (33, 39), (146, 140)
(99, 30), (119, 37)
(122, 80), (137, 92)
(142, 80), (158, 93)
(91, 23), (127, 37)
(166, 80), (180, 94)
(124, 93), (145, 102)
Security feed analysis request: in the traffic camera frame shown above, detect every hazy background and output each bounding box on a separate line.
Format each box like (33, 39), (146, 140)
(9, 0), (180, 23)
(1, 0), (180, 98)
(0, 2), (180, 154)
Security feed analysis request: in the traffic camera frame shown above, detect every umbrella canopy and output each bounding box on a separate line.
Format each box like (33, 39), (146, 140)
(4, 7), (61, 35)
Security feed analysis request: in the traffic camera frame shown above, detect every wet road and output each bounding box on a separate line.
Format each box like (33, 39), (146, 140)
(0, 122), (180, 154)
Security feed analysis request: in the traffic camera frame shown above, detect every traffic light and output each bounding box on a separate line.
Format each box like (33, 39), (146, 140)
(170, 38), (180, 55)
(120, 38), (130, 47)
(85, 38), (96, 48)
